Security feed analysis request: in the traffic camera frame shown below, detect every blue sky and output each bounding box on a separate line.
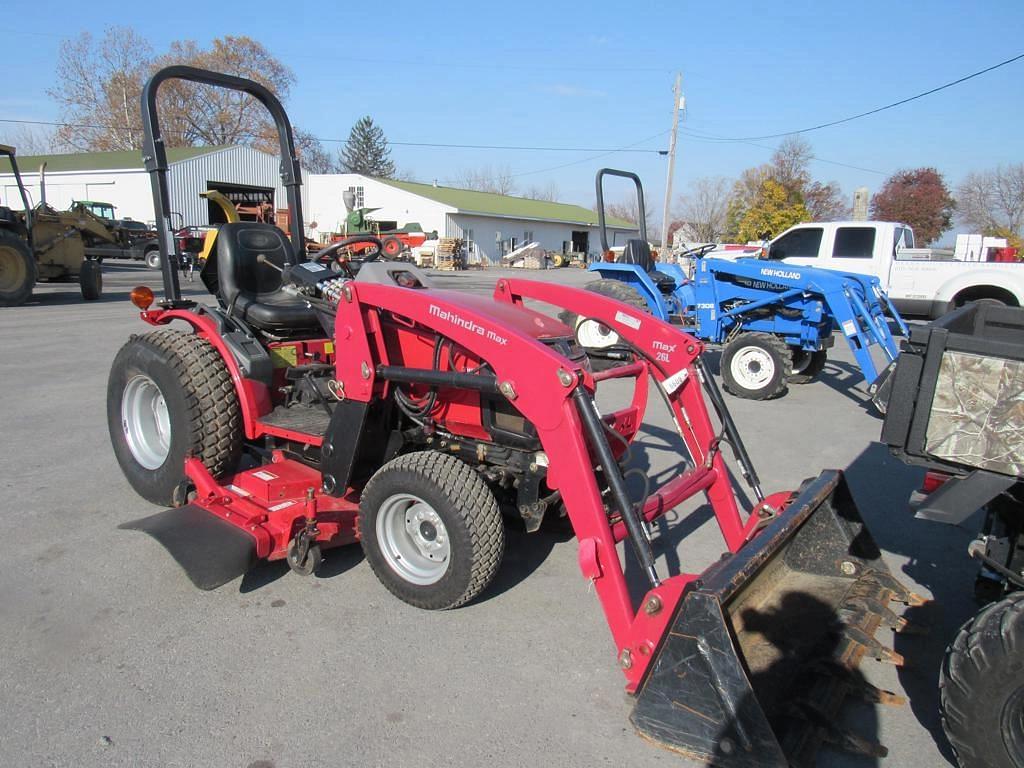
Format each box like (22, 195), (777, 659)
(3, 0), (1023, 217)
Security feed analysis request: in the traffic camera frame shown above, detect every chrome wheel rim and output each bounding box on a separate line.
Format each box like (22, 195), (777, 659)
(122, 374), (171, 470)
(376, 493), (451, 585)
(576, 317), (619, 348)
(730, 346), (775, 390)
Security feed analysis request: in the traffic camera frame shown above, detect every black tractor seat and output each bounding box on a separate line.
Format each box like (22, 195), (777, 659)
(200, 222), (320, 334)
(647, 270), (678, 293)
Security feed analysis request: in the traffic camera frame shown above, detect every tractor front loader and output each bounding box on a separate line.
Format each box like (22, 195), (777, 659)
(0, 145), (102, 306)
(108, 66), (919, 767)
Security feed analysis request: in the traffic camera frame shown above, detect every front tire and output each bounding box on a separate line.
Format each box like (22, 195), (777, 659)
(107, 329), (242, 506)
(941, 593), (1024, 768)
(788, 347), (827, 384)
(721, 333), (791, 400)
(80, 259), (102, 301)
(145, 249), (161, 270)
(0, 230), (36, 307)
(359, 452), (504, 610)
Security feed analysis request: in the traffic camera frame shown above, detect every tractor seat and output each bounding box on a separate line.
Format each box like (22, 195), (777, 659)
(203, 222), (320, 333)
(619, 238), (654, 272)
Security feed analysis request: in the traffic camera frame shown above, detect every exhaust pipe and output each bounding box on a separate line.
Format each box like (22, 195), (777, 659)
(631, 470), (922, 767)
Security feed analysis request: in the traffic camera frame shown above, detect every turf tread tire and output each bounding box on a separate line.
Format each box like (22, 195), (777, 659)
(359, 451), (504, 610)
(940, 592), (1024, 768)
(108, 329), (242, 505)
(720, 332), (791, 400)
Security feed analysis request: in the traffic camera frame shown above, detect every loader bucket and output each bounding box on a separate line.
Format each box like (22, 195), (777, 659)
(632, 470), (917, 767)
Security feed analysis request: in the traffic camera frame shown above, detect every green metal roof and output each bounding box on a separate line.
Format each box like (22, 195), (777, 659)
(0, 146), (228, 174)
(380, 178), (637, 229)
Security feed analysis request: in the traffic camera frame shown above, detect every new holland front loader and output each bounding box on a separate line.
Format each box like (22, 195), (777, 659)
(106, 66), (918, 767)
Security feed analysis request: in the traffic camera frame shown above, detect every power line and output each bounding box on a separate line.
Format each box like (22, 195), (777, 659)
(0, 117), (666, 155)
(686, 52), (1024, 142)
(509, 133), (671, 181)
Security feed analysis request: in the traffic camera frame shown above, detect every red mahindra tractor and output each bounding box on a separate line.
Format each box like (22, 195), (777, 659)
(108, 66), (918, 767)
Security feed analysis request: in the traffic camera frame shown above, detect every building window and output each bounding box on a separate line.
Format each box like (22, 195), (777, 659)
(524, 230), (534, 244)
(463, 228), (474, 257)
(346, 186), (365, 208)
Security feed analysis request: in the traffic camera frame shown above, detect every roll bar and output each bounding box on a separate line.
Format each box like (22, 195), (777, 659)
(595, 168), (647, 252)
(140, 65), (305, 304)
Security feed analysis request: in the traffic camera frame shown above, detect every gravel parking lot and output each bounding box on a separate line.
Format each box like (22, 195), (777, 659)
(1, 262), (978, 768)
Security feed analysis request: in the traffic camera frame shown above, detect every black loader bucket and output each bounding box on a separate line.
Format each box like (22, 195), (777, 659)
(631, 470), (920, 767)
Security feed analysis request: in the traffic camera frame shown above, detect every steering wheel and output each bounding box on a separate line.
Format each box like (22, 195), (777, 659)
(310, 235), (386, 274)
(680, 243), (718, 259)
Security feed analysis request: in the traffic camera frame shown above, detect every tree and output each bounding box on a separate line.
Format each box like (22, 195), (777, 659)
(673, 176), (731, 241)
(871, 168), (955, 245)
(449, 165), (516, 195)
(523, 180), (560, 202)
(153, 36), (295, 148)
(803, 180), (850, 221)
(49, 26), (153, 151)
(0, 124), (58, 155)
(338, 116), (395, 178)
(734, 179), (809, 243)
(957, 164), (1024, 237)
(603, 197), (654, 234)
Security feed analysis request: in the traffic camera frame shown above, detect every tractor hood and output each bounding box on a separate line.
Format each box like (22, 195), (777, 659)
(427, 288), (574, 342)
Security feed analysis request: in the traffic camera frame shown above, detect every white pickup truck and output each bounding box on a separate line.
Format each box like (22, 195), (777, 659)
(748, 221), (1023, 318)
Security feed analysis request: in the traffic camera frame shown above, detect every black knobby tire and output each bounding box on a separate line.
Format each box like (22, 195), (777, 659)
(720, 332), (791, 400)
(145, 249), (161, 270)
(788, 347), (827, 385)
(107, 329), (242, 506)
(80, 259), (102, 301)
(941, 592), (1024, 768)
(0, 230), (37, 307)
(381, 236), (404, 259)
(558, 278), (650, 348)
(359, 451), (505, 610)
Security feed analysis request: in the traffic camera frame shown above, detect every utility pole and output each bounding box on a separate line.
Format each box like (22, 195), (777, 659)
(660, 72), (683, 253)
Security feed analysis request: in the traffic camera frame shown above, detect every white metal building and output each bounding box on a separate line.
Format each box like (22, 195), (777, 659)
(0, 146), (310, 229)
(307, 174), (638, 263)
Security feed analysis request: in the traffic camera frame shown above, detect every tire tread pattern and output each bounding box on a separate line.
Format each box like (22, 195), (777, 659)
(721, 332), (792, 400)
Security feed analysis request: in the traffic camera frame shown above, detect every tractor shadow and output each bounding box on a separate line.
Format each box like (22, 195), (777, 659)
(814, 359), (878, 411)
(842, 441), (982, 766)
(6, 288), (140, 307)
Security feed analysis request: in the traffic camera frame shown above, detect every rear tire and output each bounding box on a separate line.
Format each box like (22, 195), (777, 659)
(80, 259), (102, 301)
(107, 329), (242, 506)
(721, 333), (791, 400)
(0, 230), (36, 307)
(560, 278), (650, 349)
(145, 249), (161, 270)
(788, 347), (827, 384)
(941, 592), (1024, 768)
(359, 451), (504, 610)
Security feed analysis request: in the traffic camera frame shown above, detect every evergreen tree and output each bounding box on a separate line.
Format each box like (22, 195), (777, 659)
(339, 116), (396, 178)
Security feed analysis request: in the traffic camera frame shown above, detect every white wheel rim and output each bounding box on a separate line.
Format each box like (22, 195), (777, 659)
(377, 493), (451, 585)
(576, 317), (620, 348)
(121, 374), (171, 470)
(730, 346), (775, 390)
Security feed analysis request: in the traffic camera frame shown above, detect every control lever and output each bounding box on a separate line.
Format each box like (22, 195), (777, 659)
(256, 254), (283, 273)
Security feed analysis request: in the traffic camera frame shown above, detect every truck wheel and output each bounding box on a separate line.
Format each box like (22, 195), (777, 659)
(721, 333), (791, 400)
(560, 279), (650, 349)
(359, 451), (504, 610)
(381, 236), (404, 258)
(107, 329), (242, 506)
(788, 347), (827, 384)
(941, 592), (1024, 768)
(0, 230), (36, 307)
(80, 260), (102, 301)
(145, 249), (161, 270)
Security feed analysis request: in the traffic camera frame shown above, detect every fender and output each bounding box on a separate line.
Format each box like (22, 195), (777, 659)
(139, 307), (272, 439)
(587, 262), (672, 318)
(935, 267), (1024, 306)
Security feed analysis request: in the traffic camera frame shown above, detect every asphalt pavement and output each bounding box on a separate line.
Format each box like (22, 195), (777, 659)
(0, 262), (978, 768)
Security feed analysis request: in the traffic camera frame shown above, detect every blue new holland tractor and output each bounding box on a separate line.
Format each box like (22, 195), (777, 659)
(569, 169), (907, 400)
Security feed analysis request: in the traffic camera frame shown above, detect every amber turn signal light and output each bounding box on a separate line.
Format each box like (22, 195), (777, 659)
(130, 286), (155, 310)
